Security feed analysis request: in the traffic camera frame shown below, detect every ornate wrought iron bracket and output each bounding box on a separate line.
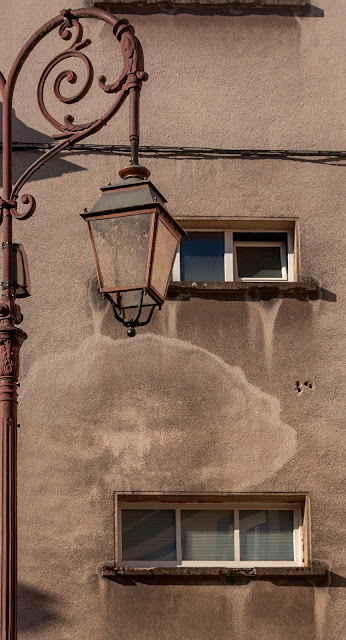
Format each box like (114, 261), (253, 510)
(0, 7), (147, 227)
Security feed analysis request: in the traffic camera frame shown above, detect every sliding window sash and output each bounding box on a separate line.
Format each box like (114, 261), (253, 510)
(117, 502), (303, 568)
(172, 229), (294, 282)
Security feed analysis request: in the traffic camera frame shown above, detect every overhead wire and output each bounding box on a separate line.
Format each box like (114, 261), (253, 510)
(2, 142), (345, 160)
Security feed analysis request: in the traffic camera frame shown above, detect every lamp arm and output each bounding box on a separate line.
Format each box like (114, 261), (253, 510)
(10, 91), (127, 218)
(1, 7), (147, 221)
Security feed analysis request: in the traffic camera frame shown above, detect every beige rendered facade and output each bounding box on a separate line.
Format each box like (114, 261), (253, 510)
(0, 0), (345, 638)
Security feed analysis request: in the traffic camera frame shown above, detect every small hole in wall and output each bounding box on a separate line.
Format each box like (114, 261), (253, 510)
(295, 380), (315, 393)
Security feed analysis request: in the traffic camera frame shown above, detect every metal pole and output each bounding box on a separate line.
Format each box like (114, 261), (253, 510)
(0, 75), (26, 640)
(0, 330), (25, 640)
(0, 8), (147, 639)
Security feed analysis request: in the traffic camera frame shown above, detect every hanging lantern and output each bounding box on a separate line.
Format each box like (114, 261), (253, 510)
(82, 166), (184, 336)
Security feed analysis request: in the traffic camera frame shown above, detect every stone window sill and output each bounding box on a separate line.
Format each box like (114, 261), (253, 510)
(95, 1), (308, 6)
(94, 1), (311, 16)
(167, 279), (328, 301)
(101, 563), (328, 584)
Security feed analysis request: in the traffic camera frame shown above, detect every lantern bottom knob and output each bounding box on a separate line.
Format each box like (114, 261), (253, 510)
(127, 326), (136, 338)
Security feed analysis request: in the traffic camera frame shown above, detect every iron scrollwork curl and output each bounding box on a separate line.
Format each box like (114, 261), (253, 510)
(4, 8), (147, 222)
(11, 194), (36, 221)
(98, 25), (148, 94)
(37, 12), (95, 135)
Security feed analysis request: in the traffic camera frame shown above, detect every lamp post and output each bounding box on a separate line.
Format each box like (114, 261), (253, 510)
(0, 8), (183, 639)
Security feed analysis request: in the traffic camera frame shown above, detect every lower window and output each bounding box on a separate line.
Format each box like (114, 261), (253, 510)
(117, 497), (305, 568)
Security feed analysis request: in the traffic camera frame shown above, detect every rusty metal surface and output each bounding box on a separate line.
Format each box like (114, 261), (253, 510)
(0, 7), (147, 640)
(0, 328), (26, 640)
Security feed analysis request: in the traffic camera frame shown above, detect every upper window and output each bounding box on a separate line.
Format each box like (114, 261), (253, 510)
(172, 228), (295, 283)
(116, 496), (305, 568)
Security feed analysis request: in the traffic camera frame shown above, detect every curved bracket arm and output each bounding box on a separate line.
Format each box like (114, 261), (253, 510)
(1, 7), (147, 219)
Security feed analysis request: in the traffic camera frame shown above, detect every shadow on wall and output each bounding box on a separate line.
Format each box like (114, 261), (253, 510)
(103, 149), (345, 168)
(0, 103), (86, 188)
(18, 583), (62, 632)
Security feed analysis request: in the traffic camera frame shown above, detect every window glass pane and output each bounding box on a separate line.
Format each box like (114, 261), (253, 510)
(180, 232), (225, 281)
(181, 510), (234, 561)
(236, 245), (284, 279)
(122, 510), (176, 561)
(239, 510), (294, 561)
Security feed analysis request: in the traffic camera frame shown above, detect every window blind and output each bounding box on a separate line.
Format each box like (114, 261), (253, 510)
(239, 510), (294, 561)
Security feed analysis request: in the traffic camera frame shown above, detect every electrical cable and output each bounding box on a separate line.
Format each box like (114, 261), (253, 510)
(2, 142), (345, 160)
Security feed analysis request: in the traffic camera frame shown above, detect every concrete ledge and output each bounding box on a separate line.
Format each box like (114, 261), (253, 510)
(94, 0), (312, 16)
(167, 279), (329, 301)
(95, 0), (308, 6)
(103, 565), (327, 577)
(102, 563), (328, 582)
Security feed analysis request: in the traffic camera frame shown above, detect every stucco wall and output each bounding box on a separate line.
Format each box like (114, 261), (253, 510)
(0, 0), (344, 638)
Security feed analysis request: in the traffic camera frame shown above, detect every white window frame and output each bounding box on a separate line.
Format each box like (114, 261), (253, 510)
(233, 240), (287, 282)
(172, 229), (294, 282)
(117, 501), (303, 568)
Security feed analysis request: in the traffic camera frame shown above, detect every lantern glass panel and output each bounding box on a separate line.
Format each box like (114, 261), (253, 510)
(150, 218), (180, 298)
(89, 212), (153, 291)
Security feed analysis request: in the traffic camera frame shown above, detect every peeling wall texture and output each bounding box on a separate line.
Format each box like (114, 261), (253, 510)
(0, 0), (344, 638)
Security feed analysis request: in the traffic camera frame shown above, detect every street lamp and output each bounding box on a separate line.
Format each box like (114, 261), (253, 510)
(0, 8), (182, 639)
(83, 165), (184, 336)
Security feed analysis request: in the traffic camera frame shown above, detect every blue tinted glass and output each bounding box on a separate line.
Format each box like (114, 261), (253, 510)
(180, 232), (225, 281)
